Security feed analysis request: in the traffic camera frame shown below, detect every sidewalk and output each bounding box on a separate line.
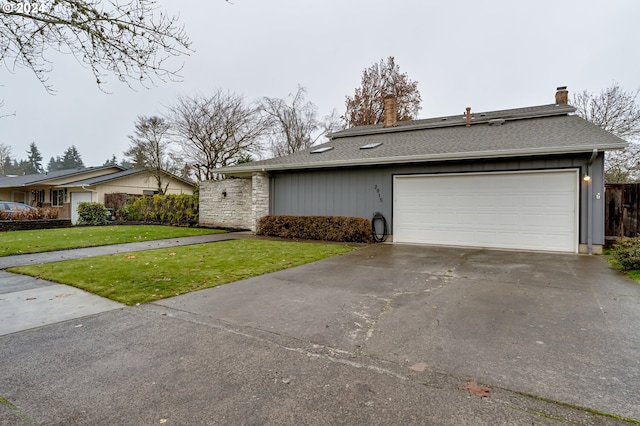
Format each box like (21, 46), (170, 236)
(0, 231), (250, 269)
(0, 232), (251, 336)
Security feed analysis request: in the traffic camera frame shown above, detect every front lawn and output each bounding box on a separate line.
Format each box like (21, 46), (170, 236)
(0, 225), (224, 256)
(8, 239), (357, 305)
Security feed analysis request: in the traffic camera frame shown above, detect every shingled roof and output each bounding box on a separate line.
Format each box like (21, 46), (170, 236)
(0, 165), (126, 188)
(218, 103), (628, 176)
(55, 168), (195, 188)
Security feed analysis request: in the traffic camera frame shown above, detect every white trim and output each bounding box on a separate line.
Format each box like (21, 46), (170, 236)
(218, 144), (624, 176)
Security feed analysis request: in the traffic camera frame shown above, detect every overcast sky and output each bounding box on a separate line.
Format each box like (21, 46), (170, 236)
(1, 0), (639, 167)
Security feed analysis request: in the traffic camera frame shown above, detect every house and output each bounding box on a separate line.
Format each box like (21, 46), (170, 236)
(200, 87), (627, 254)
(0, 166), (195, 224)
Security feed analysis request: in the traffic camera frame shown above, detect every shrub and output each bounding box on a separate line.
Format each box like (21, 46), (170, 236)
(611, 237), (640, 270)
(118, 194), (198, 226)
(257, 215), (373, 243)
(104, 192), (134, 214)
(0, 207), (60, 221)
(77, 202), (109, 225)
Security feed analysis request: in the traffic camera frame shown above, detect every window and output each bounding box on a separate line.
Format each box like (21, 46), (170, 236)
(51, 189), (65, 207)
(359, 142), (383, 150)
(33, 189), (45, 204)
(310, 146), (334, 154)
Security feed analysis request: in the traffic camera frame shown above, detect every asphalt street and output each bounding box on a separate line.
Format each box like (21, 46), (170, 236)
(1, 239), (639, 425)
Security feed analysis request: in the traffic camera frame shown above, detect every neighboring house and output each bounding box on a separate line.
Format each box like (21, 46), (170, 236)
(201, 88), (627, 254)
(0, 166), (195, 224)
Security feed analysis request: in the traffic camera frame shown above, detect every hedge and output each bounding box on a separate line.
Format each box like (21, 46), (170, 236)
(118, 194), (198, 226)
(0, 207), (59, 221)
(257, 215), (373, 243)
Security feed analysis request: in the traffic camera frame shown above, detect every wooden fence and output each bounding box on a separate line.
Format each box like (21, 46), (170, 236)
(605, 183), (640, 245)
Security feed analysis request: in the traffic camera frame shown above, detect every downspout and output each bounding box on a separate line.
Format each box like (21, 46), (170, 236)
(82, 186), (99, 203)
(586, 149), (598, 255)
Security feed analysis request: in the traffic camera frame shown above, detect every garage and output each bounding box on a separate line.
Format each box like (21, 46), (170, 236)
(70, 192), (93, 225)
(393, 170), (579, 252)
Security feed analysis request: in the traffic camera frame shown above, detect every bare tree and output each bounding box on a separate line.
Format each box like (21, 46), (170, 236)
(0, 143), (12, 175)
(0, 0), (193, 92)
(573, 83), (640, 182)
(261, 85), (340, 157)
(343, 56), (422, 127)
(168, 91), (268, 181)
(124, 115), (173, 193)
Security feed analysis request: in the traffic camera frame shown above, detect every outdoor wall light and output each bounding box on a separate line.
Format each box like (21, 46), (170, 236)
(222, 191), (227, 198)
(583, 174), (591, 182)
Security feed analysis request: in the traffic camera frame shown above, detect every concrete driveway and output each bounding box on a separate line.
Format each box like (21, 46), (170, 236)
(1, 243), (639, 425)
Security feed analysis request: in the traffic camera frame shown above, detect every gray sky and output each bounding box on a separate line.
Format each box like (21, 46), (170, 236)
(2, 0), (639, 167)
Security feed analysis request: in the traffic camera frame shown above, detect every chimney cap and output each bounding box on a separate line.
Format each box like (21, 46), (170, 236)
(556, 86), (568, 91)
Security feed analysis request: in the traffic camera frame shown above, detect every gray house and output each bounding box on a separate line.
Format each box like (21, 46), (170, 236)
(200, 88), (627, 254)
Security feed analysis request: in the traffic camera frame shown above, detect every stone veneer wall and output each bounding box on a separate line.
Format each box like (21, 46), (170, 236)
(251, 172), (270, 232)
(199, 178), (252, 230)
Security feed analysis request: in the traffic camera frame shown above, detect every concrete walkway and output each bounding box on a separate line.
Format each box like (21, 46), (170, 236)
(0, 231), (247, 269)
(0, 232), (250, 336)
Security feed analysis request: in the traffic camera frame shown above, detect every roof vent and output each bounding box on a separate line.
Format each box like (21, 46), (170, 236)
(360, 142), (383, 150)
(489, 119), (505, 126)
(310, 146), (334, 154)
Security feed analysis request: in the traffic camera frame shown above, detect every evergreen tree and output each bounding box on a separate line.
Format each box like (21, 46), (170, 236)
(103, 155), (119, 166)
(60, 146), (85, 169)
(2, 155), (15, 175)
(47, 156), (61, 172)
(25, 142), (44, 174)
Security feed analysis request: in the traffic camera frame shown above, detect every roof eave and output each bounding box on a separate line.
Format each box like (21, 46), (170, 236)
(217, 143), (627, 177)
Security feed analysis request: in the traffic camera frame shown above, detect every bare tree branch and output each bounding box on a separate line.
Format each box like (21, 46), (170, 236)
(168, 91), (268, 181)
(343, 56), (422, 127)
(124, 115), (174, 193)
(0, 0), (192, 92)
(573, 83), (640, 140)
(573, 83), (640, 183)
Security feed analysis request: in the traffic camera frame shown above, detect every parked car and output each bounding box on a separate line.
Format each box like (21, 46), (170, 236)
(0, 201), (37, 218)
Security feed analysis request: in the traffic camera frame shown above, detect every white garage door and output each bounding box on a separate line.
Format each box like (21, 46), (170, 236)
(71, 192), (93, 224)
(393, 170), (579, 252)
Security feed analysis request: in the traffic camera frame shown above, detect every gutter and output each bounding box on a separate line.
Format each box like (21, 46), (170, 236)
(216, 144), (627, 176)
(586, 149), (598, 255)
(82, 186), (99, 203)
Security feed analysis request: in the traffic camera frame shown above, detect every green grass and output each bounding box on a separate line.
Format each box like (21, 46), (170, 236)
(8, 239), (358, 305)
(605, 252), (640, 284)
(0, 225), (224, 256)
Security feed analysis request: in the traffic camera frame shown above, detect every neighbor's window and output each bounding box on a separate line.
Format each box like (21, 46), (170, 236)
(34, 190), (45, 204)
(51, 189), (65, 207)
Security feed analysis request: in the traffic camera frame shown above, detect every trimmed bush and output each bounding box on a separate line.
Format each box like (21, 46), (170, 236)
(118, 194), (198, 226)
(0, 207), (60, 221)
(77, 202), (109, 225)
(257, 215), (373, 243)
(611, 237), (640, 271)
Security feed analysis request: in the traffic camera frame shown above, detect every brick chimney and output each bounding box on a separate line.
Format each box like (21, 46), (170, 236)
(383, 95), (397, 128)
(555, 86), (568, 105)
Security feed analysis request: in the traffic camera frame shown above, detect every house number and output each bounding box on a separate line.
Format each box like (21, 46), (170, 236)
(374, 184), (383, 203)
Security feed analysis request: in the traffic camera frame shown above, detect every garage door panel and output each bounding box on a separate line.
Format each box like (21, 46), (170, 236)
(393, 171), (578, 252)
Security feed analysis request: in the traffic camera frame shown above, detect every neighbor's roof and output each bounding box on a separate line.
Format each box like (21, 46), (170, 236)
(0, 165), (126, 188)
(217, 103), (628, 176)
(55, 168), (195, 188)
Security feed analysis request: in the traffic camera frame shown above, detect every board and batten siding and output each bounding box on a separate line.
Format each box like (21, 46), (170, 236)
(269, 153), (605, 246)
